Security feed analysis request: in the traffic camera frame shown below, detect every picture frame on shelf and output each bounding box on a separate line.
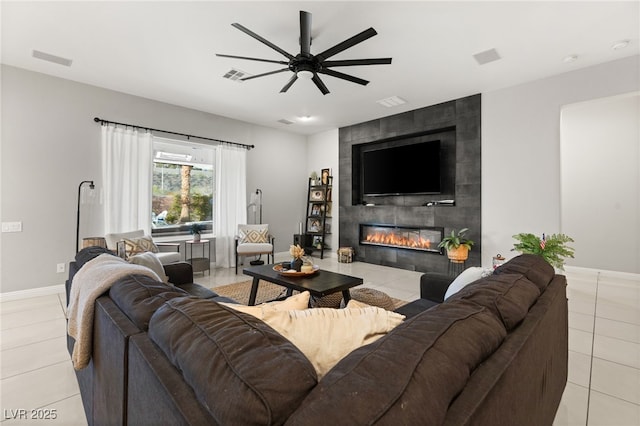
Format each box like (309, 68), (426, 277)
(310, 189), (325, 201)
(326, 188), (332, 201)
(312, 235), (323, 249)
(308, 219), (322, 233)
(321, 168), (331, 185)
(311, 204), (321, 215)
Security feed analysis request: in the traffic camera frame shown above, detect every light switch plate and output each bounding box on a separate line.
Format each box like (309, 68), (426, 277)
(1, 222), (22, 232)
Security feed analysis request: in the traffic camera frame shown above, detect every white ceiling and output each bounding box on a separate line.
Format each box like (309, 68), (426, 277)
(2, 1), (639, 135)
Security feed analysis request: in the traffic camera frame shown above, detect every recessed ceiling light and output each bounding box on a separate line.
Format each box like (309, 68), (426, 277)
(298, 115), (313, 122)
(563, 54), (578, 63)
(612, 40), (630, 50)
(32, 50), (72, 67)
(376, 96), (407, 108)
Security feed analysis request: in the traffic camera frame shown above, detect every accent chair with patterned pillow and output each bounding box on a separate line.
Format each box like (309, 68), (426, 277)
(105, 229), (181, 265)
(235, 224), (274, 273)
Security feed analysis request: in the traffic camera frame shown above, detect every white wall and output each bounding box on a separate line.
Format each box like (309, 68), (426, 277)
(560, 93), (640, 273)
(482, 55), (640, 268)
(1, 65), (307, 293)
(307, 129), (339, 254)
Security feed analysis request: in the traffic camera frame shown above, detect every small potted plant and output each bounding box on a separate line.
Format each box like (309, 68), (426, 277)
(512, 233), (575, 270)
(310, 171), (319, 186)
(438, 228), (474, 263)
(190, 223), (204, 242)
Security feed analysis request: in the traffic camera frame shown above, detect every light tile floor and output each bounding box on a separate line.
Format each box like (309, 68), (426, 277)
(1, 255), (638, 425)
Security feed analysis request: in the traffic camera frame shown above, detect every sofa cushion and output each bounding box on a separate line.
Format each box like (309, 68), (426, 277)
(448, 273), (540, 330)
(74, 246), (115, 269)
(109, 275), (189, 330)
(286, 301), (506, 425)
(493, 254), (555, 292)
(148, 297), (317, 426)
(261, 301), (405, 379)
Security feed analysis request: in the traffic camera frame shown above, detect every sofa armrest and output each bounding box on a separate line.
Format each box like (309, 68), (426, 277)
(163, 262), (193, 285)
(420, 272), (453, 303)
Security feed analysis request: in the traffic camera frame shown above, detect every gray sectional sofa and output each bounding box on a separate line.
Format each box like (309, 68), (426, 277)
(66, 250), (567, 425)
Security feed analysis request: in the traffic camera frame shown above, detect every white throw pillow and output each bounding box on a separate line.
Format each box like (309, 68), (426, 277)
(261, 304), (405, 379)
(444, 267), (493, 300)
(128, 252), (168, 283)
(221, 291), (310, 317)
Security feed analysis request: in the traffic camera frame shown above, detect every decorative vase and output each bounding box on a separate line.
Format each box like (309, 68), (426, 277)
(193, 233), (201, 242)
(291, 257), (303, 272)
(447, 246), (469, 263)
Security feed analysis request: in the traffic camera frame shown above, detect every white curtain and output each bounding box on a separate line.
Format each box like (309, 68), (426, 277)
(101, 125), (153, 235)
(215, 145), (247, 268)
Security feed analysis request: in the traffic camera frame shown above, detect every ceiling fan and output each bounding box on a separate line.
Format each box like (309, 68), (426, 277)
(216, 11), (392, 95)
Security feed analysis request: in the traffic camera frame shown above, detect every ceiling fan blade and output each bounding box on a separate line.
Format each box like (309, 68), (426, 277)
(300, 11), (312, 56)
(316, 27), (378, 62)
(216, 54), (288, 65)
(318, 68), (369, 86)
(323, 58), (392, 67)
(280, 74), (298, 93)
(231, 22), (295, 60)
(312, 74), (330, 95)
(241, 68), (290, 81)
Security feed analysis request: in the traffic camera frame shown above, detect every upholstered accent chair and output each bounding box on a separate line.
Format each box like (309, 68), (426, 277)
(105, 229), (181, 265)
(235, 224), (275, 273)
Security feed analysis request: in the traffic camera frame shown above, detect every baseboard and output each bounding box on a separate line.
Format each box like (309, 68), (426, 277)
(0, 284), (65, 302)
(564, 265), (640, 280)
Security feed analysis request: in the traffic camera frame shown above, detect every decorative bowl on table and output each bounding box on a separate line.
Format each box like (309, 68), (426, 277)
(273, 263), (319, 276)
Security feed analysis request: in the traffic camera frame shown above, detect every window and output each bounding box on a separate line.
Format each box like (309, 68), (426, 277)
(151, 137), (215, 236)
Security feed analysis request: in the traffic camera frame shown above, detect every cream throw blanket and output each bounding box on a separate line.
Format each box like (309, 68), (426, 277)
(67, 254), (161, 370)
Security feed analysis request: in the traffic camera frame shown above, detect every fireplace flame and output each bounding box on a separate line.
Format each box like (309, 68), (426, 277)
(364, 231), (432, 250)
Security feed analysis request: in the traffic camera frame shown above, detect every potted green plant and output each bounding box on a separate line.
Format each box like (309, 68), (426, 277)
(438, 228), (474, 263)
(190, 223), (204, 242)
(512, 233), (575, 270)
(310, 171), (319, 186)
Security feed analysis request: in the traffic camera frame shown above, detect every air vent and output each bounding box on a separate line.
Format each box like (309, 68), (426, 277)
(32, 50), (73, 67)
(473, 48), (501, 65)
(277, 119), (294, 125)
(376, 96), (407, 108)
(223, 68), (251, 82)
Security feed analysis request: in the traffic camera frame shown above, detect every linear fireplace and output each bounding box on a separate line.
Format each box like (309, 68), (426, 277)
(359, 224), (444, 254)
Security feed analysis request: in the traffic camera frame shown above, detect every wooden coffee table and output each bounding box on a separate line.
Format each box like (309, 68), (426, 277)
(242, 263), (363, 306)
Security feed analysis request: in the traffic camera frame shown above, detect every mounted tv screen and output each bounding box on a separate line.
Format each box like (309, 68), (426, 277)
(362, 141), (441, 196)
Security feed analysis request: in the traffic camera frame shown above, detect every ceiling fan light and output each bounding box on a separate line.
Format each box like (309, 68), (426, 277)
(297, 70), (314, 79)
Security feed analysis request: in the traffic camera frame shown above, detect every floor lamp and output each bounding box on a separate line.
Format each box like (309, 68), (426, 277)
(249, 188), (264, 265)
(76, 180), (95, 253)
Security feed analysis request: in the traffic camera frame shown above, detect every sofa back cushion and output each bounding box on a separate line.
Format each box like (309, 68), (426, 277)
(149, 297), (317, 426)
(109, 275), (189, 330)
(448, 273), (540, 330)
(286, 301), (506, 426)
(494, 254), (555, 292)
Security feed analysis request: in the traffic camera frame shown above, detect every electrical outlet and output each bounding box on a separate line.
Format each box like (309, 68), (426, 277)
(56, 263), (65, 273)
(1, 221), (22, 233)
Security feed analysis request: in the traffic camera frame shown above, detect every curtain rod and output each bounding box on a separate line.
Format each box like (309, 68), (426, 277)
(93, 117), (254, 150)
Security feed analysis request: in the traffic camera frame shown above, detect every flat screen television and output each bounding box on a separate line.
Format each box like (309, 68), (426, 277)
(362, 140), (441, 196)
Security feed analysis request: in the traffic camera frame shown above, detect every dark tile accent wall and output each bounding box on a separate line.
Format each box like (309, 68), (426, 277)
(339, 94), (481, 274)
